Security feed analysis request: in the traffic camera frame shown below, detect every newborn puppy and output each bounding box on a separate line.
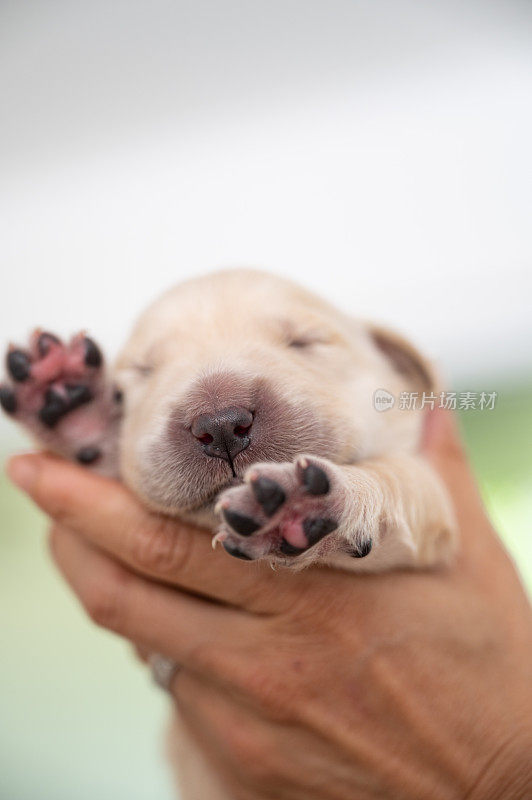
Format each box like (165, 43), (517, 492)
(1, 269), (456, 571)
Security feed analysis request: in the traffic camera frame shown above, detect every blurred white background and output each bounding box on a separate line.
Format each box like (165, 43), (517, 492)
(1, 0), (531, 409)
(1, 3), (531, 799)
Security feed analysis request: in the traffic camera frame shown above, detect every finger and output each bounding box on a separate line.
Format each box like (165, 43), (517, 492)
(422, 407), (486, 508)
(168, 705), (260, 800)
(421, 407), (505, 562)
(422, 407), (470, 472)
(131, 643), (151, 663)
(422, 408), (480, 514)
(173, 671), (295, 799)
(49, 524), (258, 673)
(8, 453), (284, 612)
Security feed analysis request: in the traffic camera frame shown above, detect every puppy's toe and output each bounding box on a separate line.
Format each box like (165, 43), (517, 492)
(250, 476), (286, 516)
(221, 508), (261, 537)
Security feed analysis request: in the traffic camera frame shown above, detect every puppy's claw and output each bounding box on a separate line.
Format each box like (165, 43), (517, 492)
(350, 539), (372, 558)
(213, 498), (225, 516)
(212, 530), (228, 549)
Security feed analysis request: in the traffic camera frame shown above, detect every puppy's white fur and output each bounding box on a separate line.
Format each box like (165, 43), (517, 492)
(111, 269), (456, 572)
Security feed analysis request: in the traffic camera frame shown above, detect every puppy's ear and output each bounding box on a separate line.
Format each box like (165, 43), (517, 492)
(368, 324), (436, 392)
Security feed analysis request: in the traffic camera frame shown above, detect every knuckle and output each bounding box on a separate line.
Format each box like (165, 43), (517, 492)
(239, 664), (272, 702)
(131, 518), (193, 576)
(188, 645), (300, 724)
(238, 664), (296, 722)
(238, 644), (315, 725)
(84, 570), (129, 631)
(38, 476), (75, 525)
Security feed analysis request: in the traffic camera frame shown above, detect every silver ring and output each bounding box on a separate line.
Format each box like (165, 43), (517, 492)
(148, 653), (181, 692)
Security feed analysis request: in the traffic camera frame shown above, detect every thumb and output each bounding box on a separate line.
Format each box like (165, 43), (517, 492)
(422, 406), (468, 467)
(421, 406), (479, 497)
(422, 407), (501, 559)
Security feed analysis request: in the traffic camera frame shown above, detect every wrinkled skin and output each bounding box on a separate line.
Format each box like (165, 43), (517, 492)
(7, 408), (532, 800)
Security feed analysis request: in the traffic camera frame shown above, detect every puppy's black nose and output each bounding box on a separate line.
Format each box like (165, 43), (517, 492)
(191, 407), (253, 462)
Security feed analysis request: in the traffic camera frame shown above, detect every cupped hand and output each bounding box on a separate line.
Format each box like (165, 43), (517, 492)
(7, 409), (532, 800)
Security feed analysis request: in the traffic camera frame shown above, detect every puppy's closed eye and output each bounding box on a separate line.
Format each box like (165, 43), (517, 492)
(132, 363), (154, 377)
(114, 362), (154, 388)
(281, 320), (333, 350)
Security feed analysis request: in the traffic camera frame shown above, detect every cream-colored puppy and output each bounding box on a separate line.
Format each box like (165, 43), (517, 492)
(1, 269), (456, 571)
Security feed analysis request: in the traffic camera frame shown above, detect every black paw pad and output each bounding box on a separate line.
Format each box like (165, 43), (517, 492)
(7, 350), (31, 382)
(223, 508), (260, 536)
(39, 388), (68, 428)
(38, 385), (93, 428)
(37, 332), (60, 357)
(222, 542), (253, 560)
(251, 476), (285, 516)
(76, 446), (101, 465)
(303, 517), (338, 547)
(84, 337), (102, 368)
(0, 386), (17, 414)
(350, 539), (372, 558)
(279, 539), (306, 556)
(65, 384), (92, 409)
(301, 463), (330, 495)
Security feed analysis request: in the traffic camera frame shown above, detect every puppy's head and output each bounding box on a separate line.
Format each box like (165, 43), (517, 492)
(114, 269), (433, 518)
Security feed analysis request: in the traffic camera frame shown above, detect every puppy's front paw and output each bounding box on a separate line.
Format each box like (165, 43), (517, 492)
(215, 456), (371, 564)
(1, 330), (120, 473)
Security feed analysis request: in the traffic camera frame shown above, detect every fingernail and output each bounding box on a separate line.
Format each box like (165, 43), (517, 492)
(7, 455), (41, 492)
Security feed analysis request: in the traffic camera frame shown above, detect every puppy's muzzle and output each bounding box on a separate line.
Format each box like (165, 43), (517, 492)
(191, 406), (253, 466)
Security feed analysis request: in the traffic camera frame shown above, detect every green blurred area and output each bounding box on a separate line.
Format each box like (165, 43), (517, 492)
(0, 384), (531, 800)
(457, 381), (532, 590)
(0, 448), (176, 800)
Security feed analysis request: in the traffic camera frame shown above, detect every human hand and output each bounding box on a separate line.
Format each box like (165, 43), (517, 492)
(7, 409), (532, 799)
